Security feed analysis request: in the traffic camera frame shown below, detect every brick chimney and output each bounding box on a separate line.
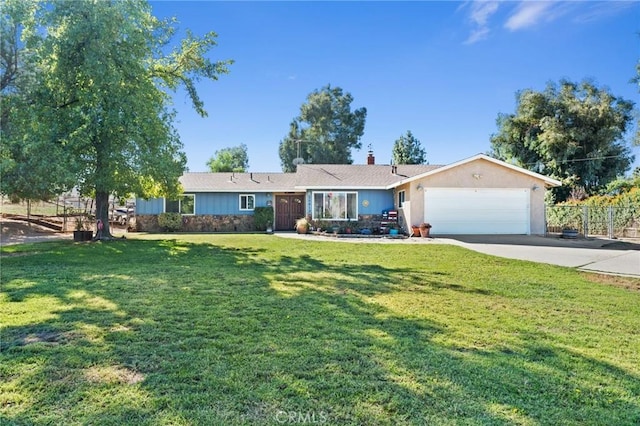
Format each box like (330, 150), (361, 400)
(367, 150), (375, 165)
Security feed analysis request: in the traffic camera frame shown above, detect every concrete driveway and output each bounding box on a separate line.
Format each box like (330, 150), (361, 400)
(277, 232), (640, 277)
(433, 235), (640, 277)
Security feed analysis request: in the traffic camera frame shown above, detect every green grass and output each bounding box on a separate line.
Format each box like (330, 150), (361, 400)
(1, 234), (639, 425)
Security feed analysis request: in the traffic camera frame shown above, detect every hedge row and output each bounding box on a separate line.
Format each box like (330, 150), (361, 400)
(546, 188), (640, 233)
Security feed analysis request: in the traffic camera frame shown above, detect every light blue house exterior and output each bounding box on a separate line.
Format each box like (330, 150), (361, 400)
(135, 154), (562, 235)
(135, 159), (416, 232)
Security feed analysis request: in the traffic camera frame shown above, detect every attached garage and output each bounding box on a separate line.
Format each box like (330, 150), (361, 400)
(424, 188), (531, 234)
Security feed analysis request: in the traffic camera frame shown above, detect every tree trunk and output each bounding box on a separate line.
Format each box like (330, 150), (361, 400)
(94, 191), (113, 239)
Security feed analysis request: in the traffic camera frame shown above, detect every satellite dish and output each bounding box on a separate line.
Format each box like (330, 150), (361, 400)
(292, 157), (305, 166)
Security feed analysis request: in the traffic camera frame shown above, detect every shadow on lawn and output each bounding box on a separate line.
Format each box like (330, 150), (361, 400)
(1, 238), (639, 425)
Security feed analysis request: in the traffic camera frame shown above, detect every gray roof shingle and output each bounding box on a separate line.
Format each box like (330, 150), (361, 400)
(179, 164), (443, 192)
(180, 172), (298, 192)
(294, 164), (442, 188)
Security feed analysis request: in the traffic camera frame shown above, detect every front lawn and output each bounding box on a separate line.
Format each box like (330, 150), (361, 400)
(1, 235), (639, 425)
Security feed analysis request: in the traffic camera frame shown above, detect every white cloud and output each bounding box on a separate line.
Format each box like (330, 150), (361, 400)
(462, 0), (636, 43)
(463, 1), (500, 44)
(572, 1), (638, 23)
(465, 27), (491, 44)
(469, 1), (500, 26)
(503, 1), (633, 32)
(505, 1), (555, 31)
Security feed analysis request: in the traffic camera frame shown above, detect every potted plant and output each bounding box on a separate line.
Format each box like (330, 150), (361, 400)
(419, 222), (432, 238)
(73, 216), (93, 242)
(561, 226), (579, 239)
(411, 225), (420, 237)
(295, 217), (309, 234)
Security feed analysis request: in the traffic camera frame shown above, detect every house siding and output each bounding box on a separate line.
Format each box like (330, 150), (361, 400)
(136, 198), (164, 215)
(357, 189), (394, 215)
(136, 192), (273, 216)
(195, 193), (272, 215)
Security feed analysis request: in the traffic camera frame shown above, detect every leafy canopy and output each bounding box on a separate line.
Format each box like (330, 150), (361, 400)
(207, 144), (249, 172)
(0, 0), (53, 201)
(0, 0), (232, 237)
(392, 130), (427, 165)
(490, 79), (635, 201)
(631, 40), (640, 146)
(279, 85), (366, 172)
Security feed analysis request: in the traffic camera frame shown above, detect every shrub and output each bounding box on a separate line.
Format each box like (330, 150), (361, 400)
(253, 206), (274, 231)
(547, 188), (640, 232)
(158, 212), (183, 232)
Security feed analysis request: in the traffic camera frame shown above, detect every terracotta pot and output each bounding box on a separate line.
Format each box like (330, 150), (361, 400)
(419, 227), (430, 238)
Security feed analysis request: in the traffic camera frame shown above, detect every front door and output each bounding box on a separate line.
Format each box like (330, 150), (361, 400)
(275, 194), (305, 231)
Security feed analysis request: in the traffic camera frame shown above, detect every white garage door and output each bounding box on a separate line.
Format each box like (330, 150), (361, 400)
(424, 188), (530, 234)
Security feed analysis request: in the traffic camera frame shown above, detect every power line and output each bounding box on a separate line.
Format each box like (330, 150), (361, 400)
(521, 154), (627, 167)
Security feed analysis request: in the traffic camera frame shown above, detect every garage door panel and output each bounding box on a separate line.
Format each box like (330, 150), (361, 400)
(425, 188), (530, 234)
(430, 220), (526, 234)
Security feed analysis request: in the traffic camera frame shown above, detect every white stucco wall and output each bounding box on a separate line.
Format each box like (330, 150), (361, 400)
(396, 158), (553, 235)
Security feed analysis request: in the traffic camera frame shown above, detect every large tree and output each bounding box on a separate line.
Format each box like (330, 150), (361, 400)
(207, 144), (249, 172)
(279, 85), (366, 172)
(1, 0), (232, 238)
(632, 43), (640, 146)
(490, 79), (635, 201)
(391, 130), (427, 165)
(0, 0), (54, 201)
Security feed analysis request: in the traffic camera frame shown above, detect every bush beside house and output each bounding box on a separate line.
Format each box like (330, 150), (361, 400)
(157, 213), (183, 232)
(253, 207), (274, 231)
(546, 188), (640, 236)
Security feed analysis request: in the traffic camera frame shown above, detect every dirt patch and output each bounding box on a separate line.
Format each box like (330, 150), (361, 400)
(581, 272), (640, 292)
(84, 365), (144, 385)
(1, 218), (129, 245)
(1, 218), (71, 245)
(1, 330), (81, 351)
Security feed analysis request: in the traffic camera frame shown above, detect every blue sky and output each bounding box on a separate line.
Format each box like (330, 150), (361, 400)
(149, 1), (640, 174)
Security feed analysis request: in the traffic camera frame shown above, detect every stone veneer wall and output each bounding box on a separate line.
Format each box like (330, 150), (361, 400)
(136, 214), (255, 233)
(136, 213), (399, 233)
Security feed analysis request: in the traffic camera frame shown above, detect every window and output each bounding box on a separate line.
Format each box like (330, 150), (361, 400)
(165, 194), (195, 215)
(312, 192), (357, 220)
(239, 194), (255, 211)
(398, 190), (405, 208)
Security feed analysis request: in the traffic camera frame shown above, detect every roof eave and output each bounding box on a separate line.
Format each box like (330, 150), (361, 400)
(182, 188), (298, 193)
(295, 186), (390, 190)
(386, 154), (562, 188)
